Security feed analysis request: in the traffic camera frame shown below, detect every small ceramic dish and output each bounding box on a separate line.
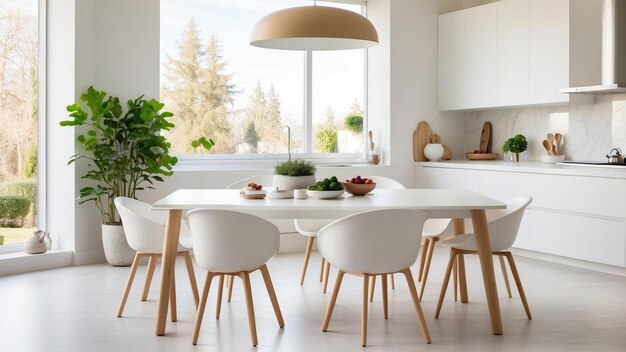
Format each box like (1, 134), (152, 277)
(306, 190), (344, 200)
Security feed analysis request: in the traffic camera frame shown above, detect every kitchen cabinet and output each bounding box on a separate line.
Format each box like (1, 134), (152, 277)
(416, 162), (626, 268)
(438, 0), (600, 111)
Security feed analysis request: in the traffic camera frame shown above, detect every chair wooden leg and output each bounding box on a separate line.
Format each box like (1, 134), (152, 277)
(142, 254), (158, 301)
(322, 270), (345, 331)
(320, 257), (326, 282)
(240, 271), (258, 347)
(183, 251), (200, 307)
(499, 255), (512, 298)
(117, 253), (143, 317)
(381, 274), (389, 319)
(300, 237), (315, 285)
(259, 264), (285, 328)
(458, 253), (468, 303)
(453, 255), (458, 302)
(170, 269), (177, 322)
(227, 275), (234, 302)
(361, 274), (370, 347)
(192, 272), (214, 345)
(435, 249), (457, 319)
(216, 275), (224, 319)
(369, 275), (376, 302)
(505, 253), (532, 319)
(402, 268), (431, 344)
(390, 274), (395, 289)
(418, 238), (430, 282)
(322, 260), (331, 294)
(418, 237), (438, 301)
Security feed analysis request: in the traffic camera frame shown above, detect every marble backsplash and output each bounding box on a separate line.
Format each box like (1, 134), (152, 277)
(464, 93), (626, 161)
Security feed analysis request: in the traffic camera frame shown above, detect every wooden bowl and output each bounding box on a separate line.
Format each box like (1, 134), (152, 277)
(341, 182), (376, 196)
(465, 152), (498, 160)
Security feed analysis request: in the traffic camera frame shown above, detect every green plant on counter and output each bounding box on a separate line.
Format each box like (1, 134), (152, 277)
(274, 159), (316, 177)
(502, 134), (528, 162)
(60, 86), (178, 225)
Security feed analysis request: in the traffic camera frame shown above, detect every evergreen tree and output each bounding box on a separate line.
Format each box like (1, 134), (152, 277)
(244, 121), (259, 152)
(265, 84), (282, 140)
(161, 19), (236, 154)
(247, 81), (267, 137)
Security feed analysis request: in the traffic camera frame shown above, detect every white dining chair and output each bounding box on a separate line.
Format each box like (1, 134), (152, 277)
(114, 197), (199, 320)
(188, 209), (284, 347)
(318, 209), (431, 347)
(297, 176), (405, 294)
(416, 218), (453, 300)
(435, 196), (533, 320)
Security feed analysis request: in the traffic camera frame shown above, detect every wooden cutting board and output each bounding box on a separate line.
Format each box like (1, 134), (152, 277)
(413, 121), (433, 161)
(442, 145), (452, 160)
(479, 122), (492, 153)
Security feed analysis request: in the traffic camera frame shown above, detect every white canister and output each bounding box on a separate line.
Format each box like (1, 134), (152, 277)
(294, 189), (308, 199)
(423, 143), (445, 162)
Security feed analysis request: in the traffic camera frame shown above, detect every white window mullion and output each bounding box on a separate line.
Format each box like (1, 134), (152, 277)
(304, 50), (313, 154)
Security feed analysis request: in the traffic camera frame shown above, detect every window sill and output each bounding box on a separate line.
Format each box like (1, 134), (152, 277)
(0, 250), (73, 276)
(173, 158), (382, 172)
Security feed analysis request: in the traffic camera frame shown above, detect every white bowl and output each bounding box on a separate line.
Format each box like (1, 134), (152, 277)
(244, 189), (267, 195)
(306, 190), (344, 200)
(540, 155), (565, 164)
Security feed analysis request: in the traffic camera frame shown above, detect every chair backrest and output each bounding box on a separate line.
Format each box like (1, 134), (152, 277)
(226, 175), (275, 190)
(317, 209), (429, 274)
(422, 218), (453, 237)
(187, 209), (280, 272)
(114, 197), (166, 253)
(366, 175), (404, 189)
(486, 196), (533, 251)
(294, 175), (406, 234)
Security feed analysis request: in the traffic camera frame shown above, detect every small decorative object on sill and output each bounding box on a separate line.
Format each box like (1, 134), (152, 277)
(24, 230), (48, 254)
(502, 134), (528, 162)
(368, 131), (380, 165)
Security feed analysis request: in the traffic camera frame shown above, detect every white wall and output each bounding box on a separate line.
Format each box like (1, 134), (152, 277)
(46, 0), (467, 262)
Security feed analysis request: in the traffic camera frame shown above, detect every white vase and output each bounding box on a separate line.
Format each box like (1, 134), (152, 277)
(101, 224), (135, 266)
(424, 143), (445, 161)
(24, 230), (48, 254)
(273, 175), (316, 190)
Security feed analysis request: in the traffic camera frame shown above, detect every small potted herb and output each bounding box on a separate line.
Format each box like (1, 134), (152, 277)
(502, 134), (528, 162)
(274, 159), (317, 190)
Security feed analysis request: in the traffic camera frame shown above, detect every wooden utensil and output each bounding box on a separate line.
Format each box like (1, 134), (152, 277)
(547, 133), (556, 154)
(368, 131), (375, 155)
(430, 134), (441, 144)
(542, 140), (554, 155)
(442, 145), (452, 160)
(554, 133), (562, 155)
(413, 121), (433, 161)
(479, 122), (492, 153)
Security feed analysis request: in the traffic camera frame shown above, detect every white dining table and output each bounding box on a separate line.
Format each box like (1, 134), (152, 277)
(151, 188), (507, 336)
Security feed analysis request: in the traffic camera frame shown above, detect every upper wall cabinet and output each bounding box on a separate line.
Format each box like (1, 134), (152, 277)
(438, 0), (601, 111)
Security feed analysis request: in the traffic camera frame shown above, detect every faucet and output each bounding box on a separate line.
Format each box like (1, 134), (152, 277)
(282, 126), (291, 161)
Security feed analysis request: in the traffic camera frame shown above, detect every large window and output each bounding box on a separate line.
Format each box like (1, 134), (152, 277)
(160, 0), (366, 159)
(0, 0), (40, 249)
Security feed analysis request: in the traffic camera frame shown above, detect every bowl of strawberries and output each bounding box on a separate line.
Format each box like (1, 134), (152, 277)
(341, 176), (376, 196)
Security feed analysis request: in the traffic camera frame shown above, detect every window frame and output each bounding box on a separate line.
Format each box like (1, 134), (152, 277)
(169, 1), (370, 166)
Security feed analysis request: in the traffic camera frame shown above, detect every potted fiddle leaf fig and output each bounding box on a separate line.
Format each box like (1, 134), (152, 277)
(502, 134), (528, 162)
(273, 159), (317, 190)
(60, 86), (178, 266)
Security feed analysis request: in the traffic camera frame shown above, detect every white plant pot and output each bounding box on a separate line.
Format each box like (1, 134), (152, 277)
(424, 143), (445, 161)
(102, 224), (135, 267)
(273, 175), (316, 190)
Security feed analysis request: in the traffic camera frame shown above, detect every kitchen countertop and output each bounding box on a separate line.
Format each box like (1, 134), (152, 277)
(416, 160), (626, 179)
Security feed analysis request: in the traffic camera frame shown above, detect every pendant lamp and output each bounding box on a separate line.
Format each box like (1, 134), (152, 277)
(250, 4), (379, 51)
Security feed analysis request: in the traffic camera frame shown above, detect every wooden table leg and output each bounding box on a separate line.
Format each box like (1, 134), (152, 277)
(155, 209), (182, 336)
(470, 210), (503, 335)
(453, 218), (468, 303)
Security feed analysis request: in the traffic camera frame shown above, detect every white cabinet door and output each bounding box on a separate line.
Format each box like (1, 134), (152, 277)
(497, 0), (530, 106)
(529, 0), (569, 104)
(439, 4), (498, 110)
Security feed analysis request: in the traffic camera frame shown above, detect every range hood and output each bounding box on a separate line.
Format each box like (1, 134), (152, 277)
(561, 0), (626, 94)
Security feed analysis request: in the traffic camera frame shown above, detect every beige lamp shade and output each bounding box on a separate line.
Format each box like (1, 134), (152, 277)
(250, 5), (379, 51)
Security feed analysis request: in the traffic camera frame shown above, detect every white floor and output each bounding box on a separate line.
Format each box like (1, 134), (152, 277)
(0, 248), (625, 352)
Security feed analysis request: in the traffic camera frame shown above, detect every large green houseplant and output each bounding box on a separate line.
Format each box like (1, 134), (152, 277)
(61, 86), (179, 265)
